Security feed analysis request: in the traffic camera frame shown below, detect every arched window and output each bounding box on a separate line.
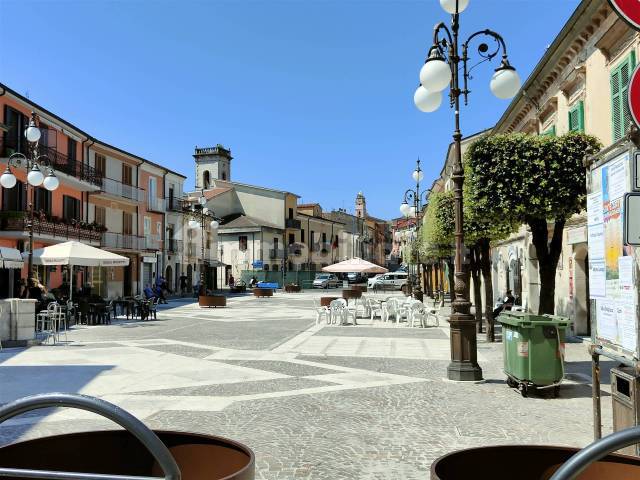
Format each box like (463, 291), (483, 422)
(221, 171), (227, 181)
(203, 171), (210, 189)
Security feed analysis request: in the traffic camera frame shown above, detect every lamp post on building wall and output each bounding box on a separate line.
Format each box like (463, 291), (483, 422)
(399, 159), (428, 299)
(413, 0), (521, 381)
(187, 191), (220, 295)
(1, 112), (60, 279)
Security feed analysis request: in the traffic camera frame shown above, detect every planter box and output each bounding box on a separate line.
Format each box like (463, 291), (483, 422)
(285, 285), (301, 293)
(253, 288), (273, 298)
(342, 289), (362, 300)
(199, 295), (227, 308)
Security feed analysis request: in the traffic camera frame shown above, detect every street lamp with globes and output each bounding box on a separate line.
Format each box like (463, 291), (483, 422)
(187, 190), (221, 295)
(0, 112), (60, 277)
(399, 159), (429, 298)
(413, 0), (521, 381)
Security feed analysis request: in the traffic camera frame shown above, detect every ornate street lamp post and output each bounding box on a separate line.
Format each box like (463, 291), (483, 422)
(413, 0), (521, 381)
(400, 159), (429, 299)
(0, 112), (60, 278)
(187, 191), (220, 295)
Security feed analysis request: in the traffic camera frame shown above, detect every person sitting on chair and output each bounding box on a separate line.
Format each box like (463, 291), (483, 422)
(493, 289), (515, 317)
(143, 284), (156, 301)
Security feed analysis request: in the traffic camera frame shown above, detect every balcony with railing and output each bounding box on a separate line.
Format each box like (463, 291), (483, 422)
(165, 197), (186, 212)
(147, 196), (164, 213)
(101, 178), (145, 202)
(1, 137), (102, 188)
(165, 239), (183, 253)
(0, 211), (102, 243)
(285, 218), (301, 229)
(145, 235), (162, 251)
(102, 232), (145, 250)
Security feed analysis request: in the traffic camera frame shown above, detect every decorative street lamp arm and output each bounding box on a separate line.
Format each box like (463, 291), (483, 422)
(461, 29), (509, 105)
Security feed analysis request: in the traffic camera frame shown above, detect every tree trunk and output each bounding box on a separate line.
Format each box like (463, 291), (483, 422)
(478, 238), (495, 342)
(425, 264), (432, 297)
(527, 217), (565, 315)
(470, 244), (483, 333)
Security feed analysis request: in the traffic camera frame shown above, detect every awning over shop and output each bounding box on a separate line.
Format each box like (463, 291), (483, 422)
(0, 247), (24, 269)
(197, 259), (227, 267)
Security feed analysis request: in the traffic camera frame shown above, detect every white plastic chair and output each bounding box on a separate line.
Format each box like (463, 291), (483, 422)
(368, 298), (383, 321)
(329, 299), (345, 325)
(408, 302), (427, 328)
(36, 302), (59, 344)
(383, 298), (403, 325)
(313, 299), (330, 325)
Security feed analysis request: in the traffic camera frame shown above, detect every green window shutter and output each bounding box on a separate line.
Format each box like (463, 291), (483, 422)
(569, 101), (585, 132)
(611, 51), (637, 141)
(542, 125), (556, 137)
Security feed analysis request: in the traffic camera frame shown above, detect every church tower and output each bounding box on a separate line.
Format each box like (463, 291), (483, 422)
(194, 144), (233, 189)
(355, 191), (367, 218)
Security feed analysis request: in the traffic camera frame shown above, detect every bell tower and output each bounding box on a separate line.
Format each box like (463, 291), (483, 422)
(194, 144), (233, 189)
(355, 191), (367, 218)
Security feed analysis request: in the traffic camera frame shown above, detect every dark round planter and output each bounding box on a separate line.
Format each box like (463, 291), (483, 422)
(0, 430), (255, 480)
(199, 295), (227, 308)
(431, 445), (640, 480)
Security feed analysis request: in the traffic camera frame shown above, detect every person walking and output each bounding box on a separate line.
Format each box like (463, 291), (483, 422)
(179, 274), (188, 297)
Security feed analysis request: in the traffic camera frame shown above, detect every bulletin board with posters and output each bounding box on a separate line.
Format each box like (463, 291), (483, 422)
(587, 146), (639, 361)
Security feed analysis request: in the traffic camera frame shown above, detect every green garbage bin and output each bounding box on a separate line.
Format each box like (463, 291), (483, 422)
(498, 312), (570, 397)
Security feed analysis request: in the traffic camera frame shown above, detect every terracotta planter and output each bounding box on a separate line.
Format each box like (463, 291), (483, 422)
(253, 288), (273, 298)
(285, 285), (301, 293)
(199, 295), (227, 308)
(342, 289), (362, 300)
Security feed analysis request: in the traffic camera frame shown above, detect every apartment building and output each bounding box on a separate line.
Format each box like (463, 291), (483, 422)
(0, 83), (185, 299)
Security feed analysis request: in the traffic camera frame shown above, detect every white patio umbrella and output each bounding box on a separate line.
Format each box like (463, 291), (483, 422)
(322, 257), (388, 274)
(25, 241), (130, 303)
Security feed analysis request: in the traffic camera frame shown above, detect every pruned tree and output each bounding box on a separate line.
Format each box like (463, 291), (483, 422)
(465, 132), (602, 315)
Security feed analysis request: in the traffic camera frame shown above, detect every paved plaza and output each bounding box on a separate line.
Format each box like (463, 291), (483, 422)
(0, 291), (614, 479)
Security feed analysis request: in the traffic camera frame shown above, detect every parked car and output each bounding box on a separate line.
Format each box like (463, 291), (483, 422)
(346, 272), (366, 284)
(367, 272), (408, 290)
(313, 273), (340, 289)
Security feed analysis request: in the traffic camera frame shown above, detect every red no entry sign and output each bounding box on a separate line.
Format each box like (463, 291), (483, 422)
(608, 0), (640, 30)
(630, 64), (640, 129)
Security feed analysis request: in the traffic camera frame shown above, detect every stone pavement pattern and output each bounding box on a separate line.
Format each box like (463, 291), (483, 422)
(0, 292), (614, 479)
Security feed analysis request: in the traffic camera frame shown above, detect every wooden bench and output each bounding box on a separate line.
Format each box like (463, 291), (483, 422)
(199, 295), (227, 308)
(253, 288), (273, 298)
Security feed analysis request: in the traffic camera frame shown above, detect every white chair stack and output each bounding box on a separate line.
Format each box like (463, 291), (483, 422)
(313, 299), (330, 325)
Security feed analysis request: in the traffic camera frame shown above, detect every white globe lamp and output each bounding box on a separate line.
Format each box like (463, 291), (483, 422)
(43, 170), (59, 191)
(27, 164), (44, 186)
(210, 220), (219, 229)
(412, 169), (424, 182)
(490, 64), (521, 99)
(188, 219), (199, 229)
(419, 50), (452, 92)
(0, 169), (17, 189)
(400, 202), (410, 216)
(414, 86), (442, 113)
(440, 0), (469, 14)
(24, 122), (41, 144)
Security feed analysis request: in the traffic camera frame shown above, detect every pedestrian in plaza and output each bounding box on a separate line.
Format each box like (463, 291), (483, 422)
(228, 274), (235, 287)
(179, 274), (188, 297)
(249, 276), (257, 288)
(492, 289), (515, 318)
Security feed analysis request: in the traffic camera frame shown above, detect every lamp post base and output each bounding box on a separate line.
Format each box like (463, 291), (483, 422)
(447, 311), (483, 381)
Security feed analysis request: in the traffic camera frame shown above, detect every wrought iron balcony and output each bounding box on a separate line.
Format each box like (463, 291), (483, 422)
(0, 210), (102, 242)
(147, 197), (164, 213)
(1, 140), (103, 187)
(102, 232), (145, 250)
(145, 234), (162, 251)
(165, 239), (183, 253)
(165, 198), (185, 212)
(285, 218), (301, 229)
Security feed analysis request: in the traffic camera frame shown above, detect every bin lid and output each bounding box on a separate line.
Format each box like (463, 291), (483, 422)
(497, 311), (570, 328)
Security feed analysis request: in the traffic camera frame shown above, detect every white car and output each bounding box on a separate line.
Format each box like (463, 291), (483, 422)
(368, 272), (408, 290)
(313, 273), (340, 289)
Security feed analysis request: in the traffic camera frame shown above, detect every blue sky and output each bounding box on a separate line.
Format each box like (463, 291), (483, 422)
(0, 0), (580, 219)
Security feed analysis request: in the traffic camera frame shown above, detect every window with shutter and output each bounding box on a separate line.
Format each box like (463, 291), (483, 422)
(95, 206), (106, 226)
(568, 101), (585, 132)
(611, 51), (637, 141)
